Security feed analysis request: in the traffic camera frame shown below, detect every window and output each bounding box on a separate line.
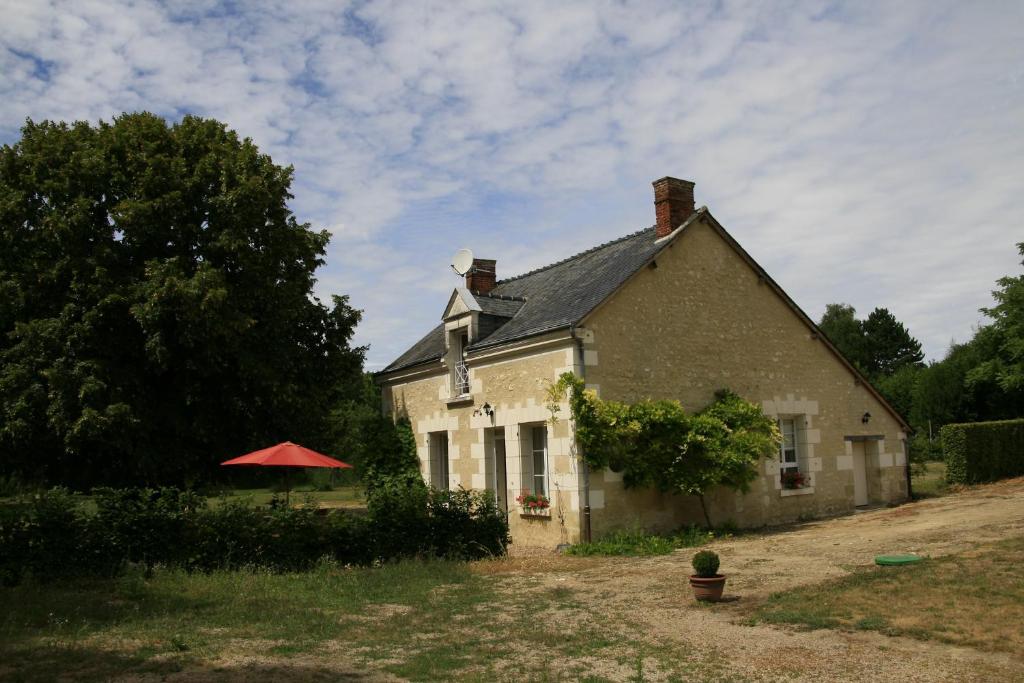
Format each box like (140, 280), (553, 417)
(449, 330), (470, 396)
(779, 418), (799, 472)
(485, 427), (508, 514)
(429, 432), (449, 490)
(521, 424), (548, 497)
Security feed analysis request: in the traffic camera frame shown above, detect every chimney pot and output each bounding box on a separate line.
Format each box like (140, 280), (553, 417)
(652, 176), (695, 238)
(465, 258), (496, 294)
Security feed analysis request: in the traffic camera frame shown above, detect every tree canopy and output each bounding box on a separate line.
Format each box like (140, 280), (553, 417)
(818, 304), (923, 379)
(970, 243), (1024, 393)
(819, 243), (1024, 447)
(0, 113), (365, 488)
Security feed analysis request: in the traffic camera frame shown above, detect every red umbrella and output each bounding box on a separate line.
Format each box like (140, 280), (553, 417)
(221, 441), (352, 505)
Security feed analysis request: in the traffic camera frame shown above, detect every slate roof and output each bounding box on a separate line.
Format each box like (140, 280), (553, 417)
(381, 221), (677, 373)
(475, 294), (525, 318)
(382, 323), (446, 373)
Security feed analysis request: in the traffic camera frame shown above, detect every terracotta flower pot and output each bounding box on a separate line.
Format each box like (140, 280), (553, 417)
(689, 574), (726, 602)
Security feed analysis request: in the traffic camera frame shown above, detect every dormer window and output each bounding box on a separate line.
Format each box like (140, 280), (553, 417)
(439, 286), (522, 403)
(453, 331), (470, 396)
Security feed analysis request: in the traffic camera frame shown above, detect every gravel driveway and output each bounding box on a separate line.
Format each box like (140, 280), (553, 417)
(508, 477), (1024, 681)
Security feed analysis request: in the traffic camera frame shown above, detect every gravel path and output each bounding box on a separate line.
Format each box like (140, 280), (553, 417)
(517, 477), (1024, 681)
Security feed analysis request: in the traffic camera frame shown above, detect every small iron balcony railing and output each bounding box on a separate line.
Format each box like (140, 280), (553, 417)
(453, 360), (470, 396)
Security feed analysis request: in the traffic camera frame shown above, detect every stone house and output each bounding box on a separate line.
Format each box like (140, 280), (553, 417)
(376, 177), (910, 547)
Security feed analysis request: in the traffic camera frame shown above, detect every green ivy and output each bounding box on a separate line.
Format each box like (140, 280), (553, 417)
(547, 373), (780, 526)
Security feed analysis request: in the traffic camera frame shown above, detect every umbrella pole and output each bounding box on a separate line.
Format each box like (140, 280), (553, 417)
(285, 468), (290, 507)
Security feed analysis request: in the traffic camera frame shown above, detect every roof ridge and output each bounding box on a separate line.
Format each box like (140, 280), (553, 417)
(496, 225), (656, 284)
(474, 292), (527, 302)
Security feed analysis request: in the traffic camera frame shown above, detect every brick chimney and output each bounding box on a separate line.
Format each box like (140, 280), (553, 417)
(653, 176), (695, 238)
(465, 258), (496, 294)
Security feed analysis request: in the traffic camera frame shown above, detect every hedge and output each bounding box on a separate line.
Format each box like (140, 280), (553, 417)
(941, 418), (1024, 485)
(0, 485), (509, 586)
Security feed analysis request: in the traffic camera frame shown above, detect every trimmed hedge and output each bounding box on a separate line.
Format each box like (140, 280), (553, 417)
(941, 418), (1024, 484)
(0, 485), (509, 585)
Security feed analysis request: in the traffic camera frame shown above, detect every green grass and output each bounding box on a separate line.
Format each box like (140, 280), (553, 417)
(0, 558), (726, 682)
(911, 460), (949, 499)
(211, 485), (364, 508)
(0, 561), (482, 681)
(565, 526), (716, 557)
(751, 536), (1024, 654)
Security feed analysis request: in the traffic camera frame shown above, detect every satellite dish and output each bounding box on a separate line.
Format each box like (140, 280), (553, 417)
(451, 248), (474, 276)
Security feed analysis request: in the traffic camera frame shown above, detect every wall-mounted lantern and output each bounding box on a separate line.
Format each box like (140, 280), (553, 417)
(862, 411), (871, 424)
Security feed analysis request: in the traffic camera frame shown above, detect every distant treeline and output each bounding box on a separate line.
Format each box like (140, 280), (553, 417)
(819, 242), (1024, 455)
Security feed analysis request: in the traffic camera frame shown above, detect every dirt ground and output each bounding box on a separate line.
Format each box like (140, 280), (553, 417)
(500, 477), (1024, 682)
(121, 479), (1024, 682)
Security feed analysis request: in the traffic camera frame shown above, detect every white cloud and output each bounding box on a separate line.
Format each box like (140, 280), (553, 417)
(1, 0), (1022, 368)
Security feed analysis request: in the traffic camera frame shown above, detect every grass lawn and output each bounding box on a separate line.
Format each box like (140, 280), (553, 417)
(911, 460), (949, 499)
(0, 559), (727, 682)
(752, 536), (1024, 654)
(212, 485), (364, 509)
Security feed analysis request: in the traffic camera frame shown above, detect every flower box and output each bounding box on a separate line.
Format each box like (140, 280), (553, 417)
(780, 470), (810, 490)
(516, 491), (551, 518)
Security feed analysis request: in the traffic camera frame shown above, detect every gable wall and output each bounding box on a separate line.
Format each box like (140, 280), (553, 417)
(581, 217), (908, 532)
(381, 341), (583, 547)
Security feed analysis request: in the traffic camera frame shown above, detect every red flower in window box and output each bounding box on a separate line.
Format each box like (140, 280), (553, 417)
(780, 470), (808, 489)
(516, 491), (550, 510)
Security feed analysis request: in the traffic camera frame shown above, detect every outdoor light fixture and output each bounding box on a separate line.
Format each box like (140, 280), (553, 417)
(482, 402), (494, 417)
(862, 412), (871, 424)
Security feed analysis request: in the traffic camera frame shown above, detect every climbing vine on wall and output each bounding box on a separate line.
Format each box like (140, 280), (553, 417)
(546, 373), (780, 526)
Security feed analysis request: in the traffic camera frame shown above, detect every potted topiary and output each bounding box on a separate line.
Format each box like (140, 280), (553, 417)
(689, 550), (726, 602)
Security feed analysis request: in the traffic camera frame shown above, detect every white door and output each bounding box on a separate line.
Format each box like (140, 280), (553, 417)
(852, 442), (868, 506)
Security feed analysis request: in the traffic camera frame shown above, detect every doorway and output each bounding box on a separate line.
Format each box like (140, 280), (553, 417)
(486, 427), (508, 514)
(852, 441), (868, 506)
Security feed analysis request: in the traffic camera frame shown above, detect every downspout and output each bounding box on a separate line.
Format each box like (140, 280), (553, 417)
(569, 324), (592, 543)
(903, 432), (913, 501)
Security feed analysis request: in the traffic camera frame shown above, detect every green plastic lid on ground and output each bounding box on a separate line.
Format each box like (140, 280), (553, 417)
(875, 554), (924, 566)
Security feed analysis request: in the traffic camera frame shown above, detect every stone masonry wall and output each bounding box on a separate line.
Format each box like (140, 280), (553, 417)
(382, 343), (582, 548)
(581, 216), (909, 533)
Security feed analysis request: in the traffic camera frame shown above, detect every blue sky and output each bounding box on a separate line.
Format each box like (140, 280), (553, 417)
(2, 1), (1022, 369)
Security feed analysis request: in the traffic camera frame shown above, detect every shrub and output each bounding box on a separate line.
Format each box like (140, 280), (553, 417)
(0, 484), (509, 584)
(691, 550), (720, 577)
(426, 488), (509, 559)
(941, 418), (1024, 484)
(0, 489), (121, 585)
(93, 487), (207, 572)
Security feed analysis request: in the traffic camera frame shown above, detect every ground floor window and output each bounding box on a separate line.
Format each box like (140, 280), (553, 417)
(521, 423), (548, 497)
(429, 431), (449, 490)
(779, 417), (799, 472)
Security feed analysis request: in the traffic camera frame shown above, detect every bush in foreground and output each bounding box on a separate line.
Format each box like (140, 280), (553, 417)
(0, 484), (509, 585)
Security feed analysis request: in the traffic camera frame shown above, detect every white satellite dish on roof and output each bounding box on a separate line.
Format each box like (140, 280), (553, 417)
(451, 248), (474, 276)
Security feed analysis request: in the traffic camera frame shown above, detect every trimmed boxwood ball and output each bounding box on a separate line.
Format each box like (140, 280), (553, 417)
(691, 550), (720, 577)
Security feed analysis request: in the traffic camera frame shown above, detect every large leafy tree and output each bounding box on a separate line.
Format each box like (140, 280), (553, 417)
(907, 244), (1024, 434)
(968, 243), (1024, 393)
(0, 114), (365, 488)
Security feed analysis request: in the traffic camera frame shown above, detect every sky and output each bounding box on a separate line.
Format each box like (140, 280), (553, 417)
(2, 1), (1022, 369)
